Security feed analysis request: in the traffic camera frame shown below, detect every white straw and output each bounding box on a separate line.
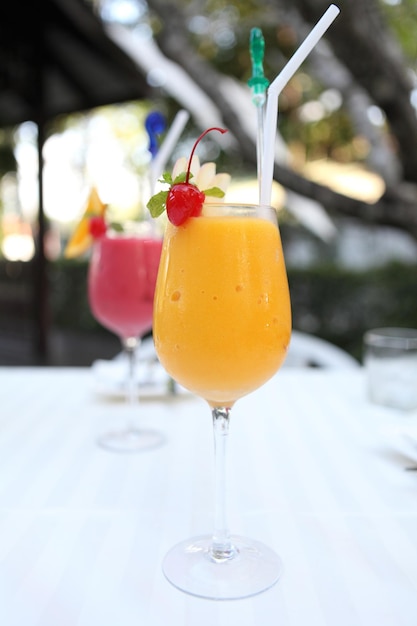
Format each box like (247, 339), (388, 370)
(150, 109), (190, 191)
(260, 4), (340, 206)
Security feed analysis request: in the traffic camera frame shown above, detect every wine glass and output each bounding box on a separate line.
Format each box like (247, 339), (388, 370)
(153, 203), (292, 599)
(88, 222), (164, 452)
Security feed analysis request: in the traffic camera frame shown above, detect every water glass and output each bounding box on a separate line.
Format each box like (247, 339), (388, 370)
(363, 327), (417, 411)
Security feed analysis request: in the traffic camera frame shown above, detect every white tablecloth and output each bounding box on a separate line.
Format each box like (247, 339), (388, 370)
(1, 366), (417, 625)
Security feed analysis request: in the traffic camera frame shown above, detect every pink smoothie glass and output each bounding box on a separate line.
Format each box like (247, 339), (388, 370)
(88, 223), (163, 451)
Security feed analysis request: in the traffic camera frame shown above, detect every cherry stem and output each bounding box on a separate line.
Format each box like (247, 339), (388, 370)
(185, 127), (228, 184)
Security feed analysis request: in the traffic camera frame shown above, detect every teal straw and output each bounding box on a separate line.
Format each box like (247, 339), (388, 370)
(248, 28), (269, 201)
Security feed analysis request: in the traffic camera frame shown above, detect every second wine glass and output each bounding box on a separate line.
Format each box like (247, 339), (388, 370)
(88, 222), (163, 452)
(153, 203), (292, 599)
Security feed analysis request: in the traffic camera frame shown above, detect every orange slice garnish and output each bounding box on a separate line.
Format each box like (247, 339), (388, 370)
(64, 187), (106, 258)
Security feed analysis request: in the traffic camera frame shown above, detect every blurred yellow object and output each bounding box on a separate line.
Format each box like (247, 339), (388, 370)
(64, 187), (106, 258)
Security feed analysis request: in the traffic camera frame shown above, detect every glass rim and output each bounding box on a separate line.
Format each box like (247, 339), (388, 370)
(364, 327), (417, 349)
(202, 202), (278, 219)
(203, 201), (276, 207)
(104, 220), (161, 238)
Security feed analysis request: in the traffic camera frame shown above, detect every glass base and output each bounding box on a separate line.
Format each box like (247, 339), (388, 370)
(162, 534), (283, 600)
(97, 427), (165, 453)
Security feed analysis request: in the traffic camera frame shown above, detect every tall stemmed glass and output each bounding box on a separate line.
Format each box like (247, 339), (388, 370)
(88, 222), (163, 452)
(153, 203), (291, 599)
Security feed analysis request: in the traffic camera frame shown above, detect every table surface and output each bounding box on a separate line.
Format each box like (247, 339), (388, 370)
(1, 365), (417, 626)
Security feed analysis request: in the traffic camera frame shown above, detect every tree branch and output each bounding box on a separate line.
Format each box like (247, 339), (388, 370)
(146, 0), (417, 238)
(292, 0), (417, 181)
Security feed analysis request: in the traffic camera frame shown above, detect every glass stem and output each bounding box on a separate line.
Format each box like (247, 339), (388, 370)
(122, 336), (140, 408)
(210, 406), (236, 562)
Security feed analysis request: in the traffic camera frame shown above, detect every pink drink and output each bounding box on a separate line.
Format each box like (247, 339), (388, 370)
(88, 232), (162, 340)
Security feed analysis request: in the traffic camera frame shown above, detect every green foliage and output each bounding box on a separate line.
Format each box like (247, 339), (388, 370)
(47, 259), (417, 361)
(178, 0), (417, 164)
(288, 261), (417, 360)
(0, 143), (16, 175)
(1, 257), (416, 363)
(380, 0), (417, 60)
(177, 1), (362, 162)
(47, 259), (101, 332)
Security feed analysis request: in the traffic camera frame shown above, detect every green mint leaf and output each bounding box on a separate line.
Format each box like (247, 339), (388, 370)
(110, 221), (124, 232)
(159, 172), (173, 185)
(147, 190), (168, 218)
(173, 171), (192, 185)
(203, 186), (225, 198)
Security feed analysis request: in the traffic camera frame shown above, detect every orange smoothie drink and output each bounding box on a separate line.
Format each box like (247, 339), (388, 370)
(153, 205), (291, 406)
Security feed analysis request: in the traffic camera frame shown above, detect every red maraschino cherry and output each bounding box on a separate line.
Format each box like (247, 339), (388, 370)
(88, 215), (107, 238)
(166, 127), (227, 226)
(166, 184), (205, 226)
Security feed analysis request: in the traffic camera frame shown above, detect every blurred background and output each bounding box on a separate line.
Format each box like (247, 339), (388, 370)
(1, 0), (416, 366)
